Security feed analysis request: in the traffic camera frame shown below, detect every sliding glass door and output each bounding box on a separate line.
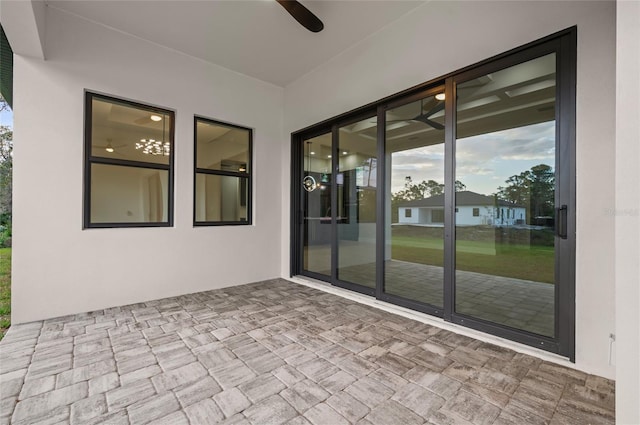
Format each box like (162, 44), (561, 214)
(292, 29), (575, 358)
(301, 132), (332, 279)
(336, 115), (378, 291)
(382, 89), (446, 313)
(452, 52), (560, 341)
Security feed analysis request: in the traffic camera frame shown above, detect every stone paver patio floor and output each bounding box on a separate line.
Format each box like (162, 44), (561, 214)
(0, 279), (614, 425)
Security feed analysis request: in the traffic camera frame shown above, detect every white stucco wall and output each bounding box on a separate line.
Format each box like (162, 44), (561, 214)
(615, 0), (640, 422)
(11, 6), (284, 323)
(398, 207), (419, 224)
(282, 1), (616, 379)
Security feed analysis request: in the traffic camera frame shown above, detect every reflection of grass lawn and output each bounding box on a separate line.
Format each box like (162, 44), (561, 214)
(0, 248), (10, 340)
(392, 236), (554, 283)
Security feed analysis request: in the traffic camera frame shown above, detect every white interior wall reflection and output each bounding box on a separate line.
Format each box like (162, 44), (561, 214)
(194, 174), (247, 222)
(91, 165), (168, 223)
(195, 122), (249, 222)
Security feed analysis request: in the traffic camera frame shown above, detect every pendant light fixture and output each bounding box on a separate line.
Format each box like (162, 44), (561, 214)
(302, 141), (317, 192)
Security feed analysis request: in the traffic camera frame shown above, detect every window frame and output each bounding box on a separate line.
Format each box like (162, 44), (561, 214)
(83, 91), (175, 229)
(193, 116), (253, 226)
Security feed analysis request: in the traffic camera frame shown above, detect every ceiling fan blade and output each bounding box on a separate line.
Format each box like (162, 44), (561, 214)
(424, 101), (445, 117)
(276, 0), (324, 33)
(415, 115), (445, 130)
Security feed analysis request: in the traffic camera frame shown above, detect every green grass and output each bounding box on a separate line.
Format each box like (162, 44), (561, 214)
(0, 248), (11, 341)
(392, 235), (555, 283)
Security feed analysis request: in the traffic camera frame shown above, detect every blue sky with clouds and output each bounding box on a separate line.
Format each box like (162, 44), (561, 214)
(391, 121), (555, 195)
(0, 107), (12, 128)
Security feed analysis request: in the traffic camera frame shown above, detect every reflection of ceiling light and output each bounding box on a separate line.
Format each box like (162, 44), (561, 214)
(342, 151), (348, 155)
(136, 138), (170, 156)
(327, 155), (332, 158)
(310, 151), (315, 155)
(150, 115), (162, 122)
(435, 93), (445, 101)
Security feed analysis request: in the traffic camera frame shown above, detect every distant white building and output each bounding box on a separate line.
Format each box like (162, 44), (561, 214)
(398, 191), (526, 226)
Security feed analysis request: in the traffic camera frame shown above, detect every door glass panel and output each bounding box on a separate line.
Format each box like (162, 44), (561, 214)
(455, 54), (556, 337)
(302, 133), (332, 276)
(384, 91), (445, 306)
(337, 117), (377, 288)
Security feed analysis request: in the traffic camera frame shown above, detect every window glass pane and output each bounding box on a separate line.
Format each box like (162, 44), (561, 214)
(91, 98), (171, 165)
(302, 133), (332, 276)
(385, 91), (445, 307)
(91, 164), (168, 223)
(454, 53), (556, 337)
(337, 116), (377, 288)
(195, 174), (249, 222)
(196, 120), (250, 172)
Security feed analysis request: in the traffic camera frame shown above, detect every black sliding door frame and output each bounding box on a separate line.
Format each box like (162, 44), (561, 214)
(293, 125), (333, 284)
(290, 27), (576, 360)
(376, 86), (447, 318)
(332, 109), (378, 297)
(446, 36), (576, 358)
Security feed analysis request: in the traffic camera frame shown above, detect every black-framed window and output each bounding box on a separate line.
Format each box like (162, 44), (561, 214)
(404, 209), (412, 218)
(473, 208), (480, 217)
(84, 92), (174, 228)
(194, 117), (252, 225)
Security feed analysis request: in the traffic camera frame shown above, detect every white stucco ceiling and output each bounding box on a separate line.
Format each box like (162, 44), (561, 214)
(46, 0), (426, 87)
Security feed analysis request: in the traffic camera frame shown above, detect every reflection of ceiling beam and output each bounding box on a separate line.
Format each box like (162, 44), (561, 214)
(0, 0), (46, 59)
(460, 54), (554, 100)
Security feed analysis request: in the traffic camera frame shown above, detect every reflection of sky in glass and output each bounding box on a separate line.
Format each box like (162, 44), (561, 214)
(391, 121), (555, 195)
(391, 143), (444, 193)
(0, 108), (12, 128)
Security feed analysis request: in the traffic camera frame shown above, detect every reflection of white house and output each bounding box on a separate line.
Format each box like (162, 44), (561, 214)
(398, 191), (526, 226)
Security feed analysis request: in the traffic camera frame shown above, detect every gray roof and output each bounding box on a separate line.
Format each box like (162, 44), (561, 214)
(398, 191), (523, 208)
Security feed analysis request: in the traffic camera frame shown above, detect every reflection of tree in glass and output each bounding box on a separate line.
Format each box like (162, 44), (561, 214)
(393, 177), (466, 201)
(496, 164), (555, 224)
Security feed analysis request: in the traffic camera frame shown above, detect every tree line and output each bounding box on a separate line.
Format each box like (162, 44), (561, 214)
(391, 163), (554, 225)
(0, 96), (11, 246)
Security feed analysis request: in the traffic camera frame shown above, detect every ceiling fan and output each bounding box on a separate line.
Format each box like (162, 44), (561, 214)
(386, 100), (445, 130)
(276, 0), (324, 33)
(94, 138), (126, 155)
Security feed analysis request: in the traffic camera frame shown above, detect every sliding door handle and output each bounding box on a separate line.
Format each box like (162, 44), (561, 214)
(556, 205), (568, 239)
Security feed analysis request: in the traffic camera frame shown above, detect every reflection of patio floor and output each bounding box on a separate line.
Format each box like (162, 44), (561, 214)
(338, 260), (554, 337)
(0, 279), (613, 424)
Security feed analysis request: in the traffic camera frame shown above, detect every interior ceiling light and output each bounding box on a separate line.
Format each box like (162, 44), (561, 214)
(327, 155), (332, 158)
(150, 114), (162, 122)
(105, 143), (114, 153)
(342, 151), (348, 155)
(435, 93), (446, 101)
(136, 138), (170, 156)
(303, 141), (317, 192)
(310, 151), (315, 155)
